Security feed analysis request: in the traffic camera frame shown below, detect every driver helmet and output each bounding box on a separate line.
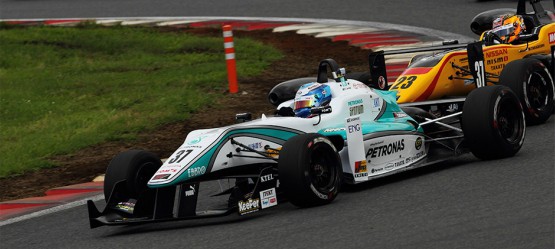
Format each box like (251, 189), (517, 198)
(490, 14), (526, 43)
(293, 82), (332, 118)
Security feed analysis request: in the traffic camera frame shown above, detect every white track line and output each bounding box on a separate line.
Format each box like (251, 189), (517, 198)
(0, 194), (104, 227)
(120, 20), (163, 26)
(157, 20), (206, 26)
(95, 20), (124, 26)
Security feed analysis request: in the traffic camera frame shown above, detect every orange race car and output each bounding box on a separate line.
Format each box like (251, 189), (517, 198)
(363, 0), (554, 125)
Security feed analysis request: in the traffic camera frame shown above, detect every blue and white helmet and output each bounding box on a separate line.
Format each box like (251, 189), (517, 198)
(293, 82), (332, 118)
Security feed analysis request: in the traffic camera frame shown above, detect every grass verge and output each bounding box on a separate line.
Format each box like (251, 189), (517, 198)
(0, 24), (282, 177)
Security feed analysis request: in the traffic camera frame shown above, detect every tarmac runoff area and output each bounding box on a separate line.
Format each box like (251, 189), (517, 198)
(0, 17), (473, 225)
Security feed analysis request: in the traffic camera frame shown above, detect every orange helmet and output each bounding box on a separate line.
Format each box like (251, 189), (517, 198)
(491, 14), (526, 43)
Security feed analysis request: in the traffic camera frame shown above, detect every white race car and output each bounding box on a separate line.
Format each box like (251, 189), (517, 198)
(88, 59), (526, 228)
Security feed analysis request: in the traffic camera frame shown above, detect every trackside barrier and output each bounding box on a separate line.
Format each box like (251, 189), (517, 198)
(223, 25), (238, 93)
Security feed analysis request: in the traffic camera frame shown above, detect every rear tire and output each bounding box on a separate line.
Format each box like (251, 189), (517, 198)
(103, 150), (162, 201)
(278, 133), (342, 207)
(499, 58), (554, 125)
(462, 86), (526, 160)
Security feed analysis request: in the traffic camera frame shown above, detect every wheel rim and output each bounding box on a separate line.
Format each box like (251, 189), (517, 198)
(308, 144), (338, 193)
(526, 72), (550, 112)
(496, 97), (524, 144)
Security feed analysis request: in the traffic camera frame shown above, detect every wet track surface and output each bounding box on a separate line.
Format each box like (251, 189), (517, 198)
(1, 0), (554, 248)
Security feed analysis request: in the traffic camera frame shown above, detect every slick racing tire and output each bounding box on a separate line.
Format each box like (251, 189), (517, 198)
(278, 133), (342, 207)
(462, 86), (526, 160)
(104, 150), (162, 201)
(500, 58), (554, 125)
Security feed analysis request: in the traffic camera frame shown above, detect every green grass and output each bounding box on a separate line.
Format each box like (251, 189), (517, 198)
(0, 24), (283, 177)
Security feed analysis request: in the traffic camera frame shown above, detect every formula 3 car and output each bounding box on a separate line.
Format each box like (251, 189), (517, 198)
(351, 0), (554, 125)
(87, 59), (526, 228)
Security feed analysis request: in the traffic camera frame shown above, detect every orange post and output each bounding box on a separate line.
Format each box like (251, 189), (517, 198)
(223, 25), (238, 93)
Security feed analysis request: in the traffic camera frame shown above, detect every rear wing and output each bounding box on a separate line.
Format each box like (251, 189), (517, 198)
(517, 0), (551, 23)
(367, 41), (491, 89)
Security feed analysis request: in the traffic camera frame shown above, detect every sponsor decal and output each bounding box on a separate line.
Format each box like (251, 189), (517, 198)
(393, 112), (408, 118)
(157, 168), (178, 174)
(373, 98), (380, 108)
(369, 140), (384, 147)
(349, 105), (364, 116)
(186, 135), (208, 145)
(528, 44), (545, 51)
(187, 166), (206, 178)
(346, 116), (360, 123)
(387, 160), (405, 170)
(354, 160), (367, 173)
(405, 151), (426, 164)
(378, 76), (386, 89)
(152, 174), (171, 180)
(115, 201), (135, 213)
(265, 147), (281, 158)
(182, 145), (202, 148)
(346, 115), (366, 182)
(415, 137), (423, 150)
(550, 32), (555, 44)
(446, 103), (459, 112)
(260, 174), (274, 182)
(492, 64), (504, 70)
(385, 163), (395, 170)
(486, 56), (508, 65)
(485, 48), (508, 58)
(348, 99), (363, 106)
(352, 82), (368, 89)
(323, 127), (345, 133)
(371, 167), (383, 173)
(259, 188), (277, 209)
(354, 160), (368, 178)
(247, 142), (263, 150)
(238, 198), (260, 215)
(185, 185), (196, 197)
(347, 123), (361, 133)
(366, 139), (405, 159)
(319, 106), (333, 114)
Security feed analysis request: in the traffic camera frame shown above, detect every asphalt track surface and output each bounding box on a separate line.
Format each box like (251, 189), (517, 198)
(1, 0), (554, 248)
(2, 0), (552, 37)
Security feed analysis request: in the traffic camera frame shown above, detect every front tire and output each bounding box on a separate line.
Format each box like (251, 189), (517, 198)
(499, 58), (554, 125)
(462, 86), (526, 160)
(278, 133), (342, 207)
(103, 150), (162, 201)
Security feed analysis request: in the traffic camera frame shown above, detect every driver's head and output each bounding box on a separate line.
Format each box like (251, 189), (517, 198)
(491, 14), (526, 43)
(293, 82), (332, 118)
